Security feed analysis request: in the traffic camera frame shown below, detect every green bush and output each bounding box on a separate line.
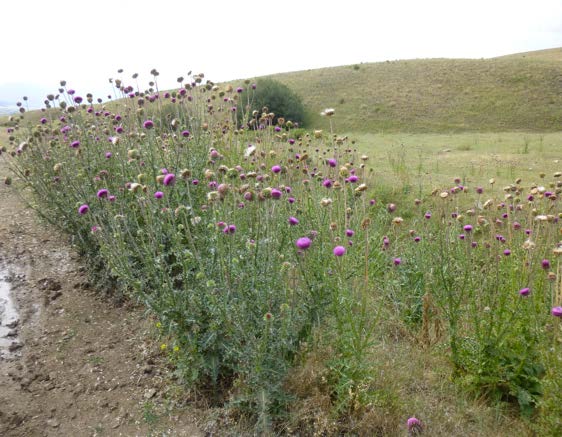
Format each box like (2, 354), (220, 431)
(240, 78), (305, 127)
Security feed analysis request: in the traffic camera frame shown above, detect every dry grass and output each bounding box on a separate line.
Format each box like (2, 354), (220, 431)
(499, 46), (562, 62)
(284, 329), (531, 436)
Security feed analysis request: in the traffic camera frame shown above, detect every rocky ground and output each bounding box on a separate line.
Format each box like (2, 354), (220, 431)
(0, 159), (213, 436)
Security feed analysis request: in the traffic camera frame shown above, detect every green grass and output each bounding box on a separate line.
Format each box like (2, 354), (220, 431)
(254, 49), (562, 133)
(346, 131), (562, 192)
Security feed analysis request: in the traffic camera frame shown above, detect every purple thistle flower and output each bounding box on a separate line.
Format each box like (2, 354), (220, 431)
(271, 188), (282, 199)
(463, 224), (473, 232)
(296, 237), (312, 250)
(78, 204), (89, 215)
(459, 234), (465, 240)
(73, 96), (83, 104)
(414, 236), (421, 243)
(288, 216), (299, 226)
(424, 212), (432, 219)
(471, 241), (478, 248)
(154, 191), (164, 199)
(143, 119), (154, 129)
(97, 189), (109, 198)
(393, 257), (402, 266)
(323, 179), (333, 188)
(40, 117), (47, 124)
(108, 195), (116, 202)
(328, 158), (337, 167)
(192, 179), (199, 185)
(346, 229), (355, 237)
(221, 224), (236, 234)
(271, 165), (282, 174)
(333, 246), (346, 256)
(163, 173), (176, 186)
(519, 287), (530, 296)
(542, 259), (551, 270)
(70, 140), (80, 148)
(347, 175), (359, 183)
(503, 249), (511, 256)
(105, 152), (112, 159)
(407, 417), (423, 435)
(552, 307), (562, 317)
(181, 130), (190, 137)
(288, 197), (295, 204)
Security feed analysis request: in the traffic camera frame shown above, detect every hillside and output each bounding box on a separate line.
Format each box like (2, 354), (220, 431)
(264, 48), (562, 133)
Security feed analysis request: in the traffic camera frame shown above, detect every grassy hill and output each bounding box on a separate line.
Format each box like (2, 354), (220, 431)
(3, 48), (561, 134)
(263, 48), (562, 133)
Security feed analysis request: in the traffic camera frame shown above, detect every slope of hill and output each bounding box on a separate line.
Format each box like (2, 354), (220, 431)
(264, 48), (562, 133)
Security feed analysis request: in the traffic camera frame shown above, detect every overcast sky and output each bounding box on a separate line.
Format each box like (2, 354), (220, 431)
(2, 0), (561, 107)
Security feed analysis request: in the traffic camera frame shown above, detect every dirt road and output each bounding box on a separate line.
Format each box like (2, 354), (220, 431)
(0, 158), (205, 436)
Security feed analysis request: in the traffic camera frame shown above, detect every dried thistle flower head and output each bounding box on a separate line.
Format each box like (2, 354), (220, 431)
(522, 239), (536, 250)
(552, 243), (562, 256)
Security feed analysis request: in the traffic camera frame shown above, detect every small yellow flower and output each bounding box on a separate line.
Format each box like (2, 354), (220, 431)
(160, 343), (167, 351)
(173, 346), (180, 352)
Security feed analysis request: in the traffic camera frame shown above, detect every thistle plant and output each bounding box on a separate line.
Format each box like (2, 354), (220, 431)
(3, 68), (562, 434)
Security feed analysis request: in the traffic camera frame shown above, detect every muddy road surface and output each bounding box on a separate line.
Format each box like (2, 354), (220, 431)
(0, 159), (208, 436)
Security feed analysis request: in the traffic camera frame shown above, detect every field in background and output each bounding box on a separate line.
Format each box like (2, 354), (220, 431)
(348, 132), (562, 193)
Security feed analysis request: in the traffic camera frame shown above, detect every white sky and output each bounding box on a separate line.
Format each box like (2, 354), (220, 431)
(2, 0), (561, 107)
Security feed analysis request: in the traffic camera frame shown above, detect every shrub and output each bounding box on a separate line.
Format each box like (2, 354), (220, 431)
(240, 78), (305, 127)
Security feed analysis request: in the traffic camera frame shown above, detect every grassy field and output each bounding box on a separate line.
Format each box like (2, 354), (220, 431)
(348, 131), (562, 193)
(261, 48), (562, 133)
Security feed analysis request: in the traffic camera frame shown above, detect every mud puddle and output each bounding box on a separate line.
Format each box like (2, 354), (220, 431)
(0, 265), (21, 358)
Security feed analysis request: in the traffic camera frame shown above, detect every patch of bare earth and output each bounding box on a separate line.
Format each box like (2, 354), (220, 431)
(0, 159), (209, 436)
